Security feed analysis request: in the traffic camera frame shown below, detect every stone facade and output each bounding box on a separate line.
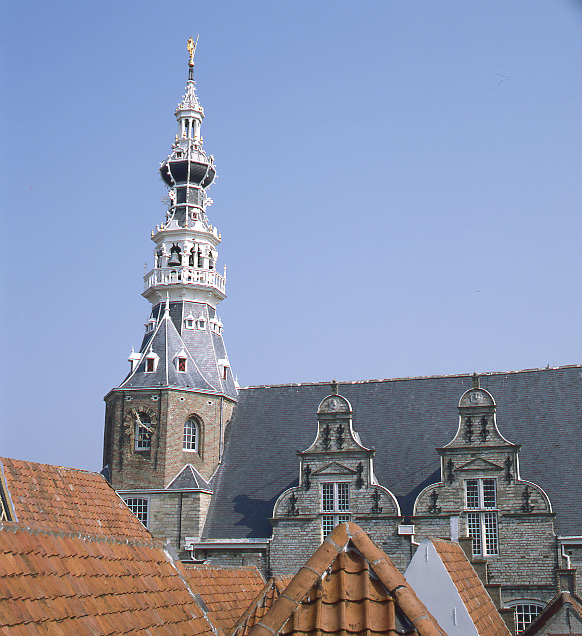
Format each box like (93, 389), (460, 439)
(270, 383), (406, 576)
(413, 376), (557, 604)
(267, 376), (562, 613)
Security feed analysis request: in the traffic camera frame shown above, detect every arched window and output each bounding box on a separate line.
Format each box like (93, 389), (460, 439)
(135, 415), (152, 451)
(183, 418), (200, 452)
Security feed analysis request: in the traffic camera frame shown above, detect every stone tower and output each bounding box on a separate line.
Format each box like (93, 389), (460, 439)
(102, 40), (237, 550)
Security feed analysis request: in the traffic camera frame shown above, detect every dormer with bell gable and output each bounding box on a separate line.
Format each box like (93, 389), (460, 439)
(270, 382), (403, 577)
(413, 374), (556, 598)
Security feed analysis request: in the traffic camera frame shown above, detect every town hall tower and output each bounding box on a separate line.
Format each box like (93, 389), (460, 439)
(102, 39), (237, 549)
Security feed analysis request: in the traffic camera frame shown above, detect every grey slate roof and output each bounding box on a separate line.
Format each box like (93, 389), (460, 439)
(203, 365), (581, 539)
(167, 464), (211, 491)
(120, 301), (237, 400)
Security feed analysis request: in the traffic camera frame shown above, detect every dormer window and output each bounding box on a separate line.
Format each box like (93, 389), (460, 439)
(197, 317), (206, 330)
(145, 319), (156, 333)
(174, 353), (187, 373)
(145, 352), (159, 373)
(218, 359), (230, 381)
(184, 313), (196, 329)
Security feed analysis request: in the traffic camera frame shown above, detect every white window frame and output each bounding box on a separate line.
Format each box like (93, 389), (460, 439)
(507, 602), (544, 633)
(321, 482), (350, 538)
(135, 416), (152, 451)
(144, 352), (159, 373)
(197, 318), (206, 330)
(123, 496), (149, 528)
(183, 418), (199, 452)
(465, 478), (498, 556)
(465, 478), (497, 509)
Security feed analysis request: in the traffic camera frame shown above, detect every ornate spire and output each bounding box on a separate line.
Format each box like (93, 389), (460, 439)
(177, 36), (202, 113)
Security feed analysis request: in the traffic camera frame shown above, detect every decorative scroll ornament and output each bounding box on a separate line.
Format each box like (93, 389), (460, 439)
(464, 417), (474, 444)
(336, 423), (345, 449)
(428, 490), (441, 514)
(370, 490), (383, 514)
(522, 486), (534, 513)
(303, 465), (311, 491)
(446, 459), (455, 485)
(287, 492), (300, 516)
(356, 462), (364, 489)
(504, 456), (514, 484)
(321, 423), (332, 450)
(480, 416), (489, 442)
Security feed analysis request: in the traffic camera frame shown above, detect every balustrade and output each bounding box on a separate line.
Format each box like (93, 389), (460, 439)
(144, 267), (226, 293)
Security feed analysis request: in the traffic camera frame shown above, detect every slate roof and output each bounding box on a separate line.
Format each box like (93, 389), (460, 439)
(431, 538), (511, 636)
(183, 564), (265, 632)
(167, 464), (212, 490)
(246, 522), (445, 636)
(204, 365), (581, 538)
(121, 300), (238, 400)
(0, 457), (152, 541)
(521, 590), (582, 636)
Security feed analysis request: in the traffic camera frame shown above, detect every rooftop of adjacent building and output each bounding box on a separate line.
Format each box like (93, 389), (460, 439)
(204, 364), (582, 539)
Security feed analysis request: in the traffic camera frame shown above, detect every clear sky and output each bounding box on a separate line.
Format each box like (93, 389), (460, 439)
(1, 1), (581, 472)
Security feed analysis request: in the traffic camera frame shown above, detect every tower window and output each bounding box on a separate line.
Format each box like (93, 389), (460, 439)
(197, 318), (206, 330)
(146, 358), (154, 372)
(135, 416), (152, 451)
(183, 418), (200, 452)
(123, 497), (149, 527)
(177, 357), (187, 373)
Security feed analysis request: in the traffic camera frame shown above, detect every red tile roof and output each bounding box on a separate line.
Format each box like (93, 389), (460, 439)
(183, 564), (265, 632)
(233, 577), (291, 636)
(431, 538), (511, 636)
(247, 522), (445, 636)
(0, 521), (225, 636)
(0, 457), (151, 540)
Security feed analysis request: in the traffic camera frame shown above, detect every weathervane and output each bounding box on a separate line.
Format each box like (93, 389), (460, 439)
(187, 35), (199, 67)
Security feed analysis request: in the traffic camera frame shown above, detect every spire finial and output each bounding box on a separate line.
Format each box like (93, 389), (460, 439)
(472, 372), (480, 389)
(187, 36), (198, 67)
(331, 379), (338, 395)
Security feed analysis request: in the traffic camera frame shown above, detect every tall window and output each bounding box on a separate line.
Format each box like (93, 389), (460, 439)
(321, 482), (350, 538)
(124, 497), (148, 527)
(512, 603), (543, 633)
(135, 416), (152, 451)
(465, 478), (498, 556)
(183, 418), (199, 452)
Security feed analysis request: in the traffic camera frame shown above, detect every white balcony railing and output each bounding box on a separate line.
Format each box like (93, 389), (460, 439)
(144, 267), (226, 294)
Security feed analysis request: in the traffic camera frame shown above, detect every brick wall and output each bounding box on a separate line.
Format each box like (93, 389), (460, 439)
(104, 388), (235, 489)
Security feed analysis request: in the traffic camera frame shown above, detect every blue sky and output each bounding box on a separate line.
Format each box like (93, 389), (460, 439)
(2, 1), (581, 471)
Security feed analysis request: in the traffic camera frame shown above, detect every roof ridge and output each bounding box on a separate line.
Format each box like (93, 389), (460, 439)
(0, 456), (101, 476)
(238, 363), (581, 390)
(0, 519), (161, 549)
(247, 522), (446, 636)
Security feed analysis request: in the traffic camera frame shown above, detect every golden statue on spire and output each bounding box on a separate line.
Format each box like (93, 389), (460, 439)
(187, 35), (199, 67)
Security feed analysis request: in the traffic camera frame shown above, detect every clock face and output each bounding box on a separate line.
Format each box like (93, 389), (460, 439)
(470, 391), (484, 404)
